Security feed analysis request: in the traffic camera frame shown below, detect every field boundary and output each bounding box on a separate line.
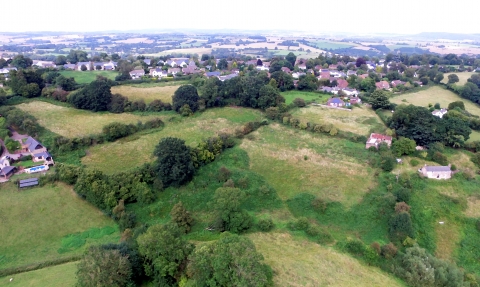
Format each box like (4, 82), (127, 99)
(312, 103), (352, 111)
(0, 256), (81, 277)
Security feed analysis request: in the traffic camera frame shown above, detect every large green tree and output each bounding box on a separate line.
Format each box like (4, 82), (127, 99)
(447, 73), (460, 84)
(172, 84), (199, 113)
(257, 84), (283, 110)
(153, 137), (194, 187)
(11, 55), (33, 69)
(137, 223), (194, 285)
(76, 246), (132, 287)
(187, 233), (272, 287)
(389, 104), (439, 146)
(285, 52), (297, 67)
(68, 78), (112, 111)
(369, 90), (391, 110)
(212, 187), (252, 233)
(392, 137), (416, 157)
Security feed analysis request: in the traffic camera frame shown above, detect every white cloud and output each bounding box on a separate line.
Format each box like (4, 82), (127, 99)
(1, 0), (479, 34)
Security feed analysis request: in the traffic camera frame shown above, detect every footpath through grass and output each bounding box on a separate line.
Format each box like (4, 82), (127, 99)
(0, 261), (77, 287)
(59, 70), (117, 84)
(0, 182), (119, 270)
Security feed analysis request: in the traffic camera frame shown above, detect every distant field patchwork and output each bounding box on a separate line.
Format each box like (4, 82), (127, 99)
(16, 101), (162, 138)
(390, 86), (480, 117)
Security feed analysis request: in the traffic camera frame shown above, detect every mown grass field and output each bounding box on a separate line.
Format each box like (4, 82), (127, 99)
(16, 101), (162, 138)
(468, 130), (480, 142)
(111, 82), (184, 104)
(82, 107), (265, 173)
(391, 86), (480, 117)
(280, 90), (329, 105)
(0, 261), (77, 287)
(0, 182), (119, 270)
(249, 233), (405, 287)
(442, 72), (475, 86)
(240, 123), (377, 207)
(59, 70), (117, 84)
(291, 105), (386, 135)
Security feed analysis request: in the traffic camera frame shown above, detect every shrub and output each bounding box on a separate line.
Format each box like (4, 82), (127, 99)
(381, 242), (398, 259)
(450, 164), (457, 171)
(471, 153), (480, 167)
(237, 177), (249, 189)
(344, 239), (366, 256)
(389, 211), (414, 241)
(410, 159), (419, 166)
(306, 225), (321, 237)
(223, 179), (235, 188)
(395, 202), (411, 213)
(217, 166), (231, 182)
(371, 242), (381, 254)
(170, 202), (194, 233)
(288, 217), (310, 231)
(476, 220), (480, 232)
(311, 197), (327, 213)
(432, 151), (448, 166)
(293, 98), (306, 107)
(258, 218), (274, 232)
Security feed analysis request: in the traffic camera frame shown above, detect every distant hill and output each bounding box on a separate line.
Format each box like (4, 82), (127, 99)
(410, 32), (480, 41)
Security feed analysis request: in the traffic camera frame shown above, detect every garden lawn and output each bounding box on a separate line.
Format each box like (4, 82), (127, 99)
(59, 70), (117, 84)
(16, 101), (163, 138)
(291, 105), (386, 135)
(390, 86), (480, 117)
(240, 123), (377, 207)
(442, 72), (475, 86)
(111, 82), (186, 104)
(82, 107), (265, 173)
(0, 261), (77, 287)
(249, 232), (405, 287)
(0, 182), (119, 270)
(280, 91), (329, 105)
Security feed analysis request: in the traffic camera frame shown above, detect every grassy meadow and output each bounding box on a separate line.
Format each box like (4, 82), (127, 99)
(249, 233), (405, 287)
(0, 182), (119, 270)
(0, 261), (77, 287)
(291, 105), (386, 135)
(82, 107), (264, 173)
(442, 72), (475, 86)
(59, 70), (117, 84)
(16, 101), (162, 138)
(391, 86), (480, 116)
(111, 82), (184, 104)
(280, 90), (329, 105)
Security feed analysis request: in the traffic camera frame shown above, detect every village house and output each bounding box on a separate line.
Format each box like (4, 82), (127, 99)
(342, 88), (359, 97)
(76, 61), (91, 71)
(281, 67), (291, 73)
(205, 71), (221, 78)
(326, 97), (345, 107)
(129, 69), (145, 79)
(349, 97), (362, 104)
(432, 108), (448, 118)
(182, 66), (199, 75)
(391, 80), (406, 87)
(335, 79), (349, 89)
(150, 68), (168, 78)
(63, 64), (76, 70)
(22, 137), (47, 154)
(0, 67), (17, 79)
(33, 151), (55, 166)
(365, 133), (392, 149)
(256, 65), (269, 71)
(375, 81), (390, 90)
(292, 72), (306, 79)
(167, 68), (181, 75)
(319, 86), (340, 95)
(0, 156), (16, 179)
(419, 165), (452, 179)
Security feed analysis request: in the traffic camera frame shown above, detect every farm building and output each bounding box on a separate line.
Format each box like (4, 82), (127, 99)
(365, 133), (392, 149)
(419, 165), (452, 180)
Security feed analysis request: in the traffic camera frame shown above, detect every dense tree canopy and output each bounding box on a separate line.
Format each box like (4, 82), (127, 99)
(7, 69), (44, 98)
(369, 90), (391, 110)
(153, 137), (194, 187)
(172, 85), (199, 113)
(447, 74), (460, 84)
(11, 55), (33, 69)
(69, 78), (112, 111)
(187, 233), (272, 287)
(285, 52), (297, 67)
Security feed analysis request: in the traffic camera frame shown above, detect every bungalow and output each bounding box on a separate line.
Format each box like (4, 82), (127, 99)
(205, 71), (221, 78)
(218, 73), (238, 82)
(320, 72), (330, 79)
(0, 165), (16, 179)
(297, 63), (307, 70)
(319, 86), (339, 95)
(391, 80), (406, 87)
(22, 137), (47, 154)
(103, 63), (115, 70)
(281, 67), (291, 73)
(256, 66), (269, 71)
(327, 97), (345, 107)
(33, 151), (54, 166)
(366, 61), (376, 70)
(150, 68), (167, 78)
(376, 81), (390, 90)
(182, 66), (199, 75)
(365, 133), (392, 149)
(34, 61), (56, 69)
(420, 165), (452, 180)
(432, 108), (448, 118)
(129, 69), (145, 79)
(143, 58), (151, 65)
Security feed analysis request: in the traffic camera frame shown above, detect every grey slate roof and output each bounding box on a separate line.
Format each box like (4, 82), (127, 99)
(425, 166), (451, 172)
(25, 137), (43, 152)
(0, 165), (15, 176)
(33, 151), (52, 159)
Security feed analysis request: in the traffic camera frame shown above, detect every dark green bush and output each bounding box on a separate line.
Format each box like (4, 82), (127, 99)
(258, 218), (274, 232)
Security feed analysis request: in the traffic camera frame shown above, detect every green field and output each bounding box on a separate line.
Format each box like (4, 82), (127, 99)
(59, 70), (117, 84)
(240, 123), (377, 207)
(0, 182), (119, 270)
(0, 261), (77, 287)
(111, 82), (186, 104)
(82, 107), (265, 173)
(391, 86), (480, 117)
(249, 233), (405, 287)
(280, 90), (329, 105)
(16, 101), (162, 138)
(309, 41), (354, 50)
(442, 72), (475, 86)
(291, 105), (386, 135)
(468, 130), (480, 142)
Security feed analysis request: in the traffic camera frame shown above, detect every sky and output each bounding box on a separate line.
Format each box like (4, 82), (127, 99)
(1, 0), (479, 35)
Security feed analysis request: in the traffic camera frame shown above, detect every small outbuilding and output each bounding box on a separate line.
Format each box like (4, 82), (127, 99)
(419, 165), (452, 180)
